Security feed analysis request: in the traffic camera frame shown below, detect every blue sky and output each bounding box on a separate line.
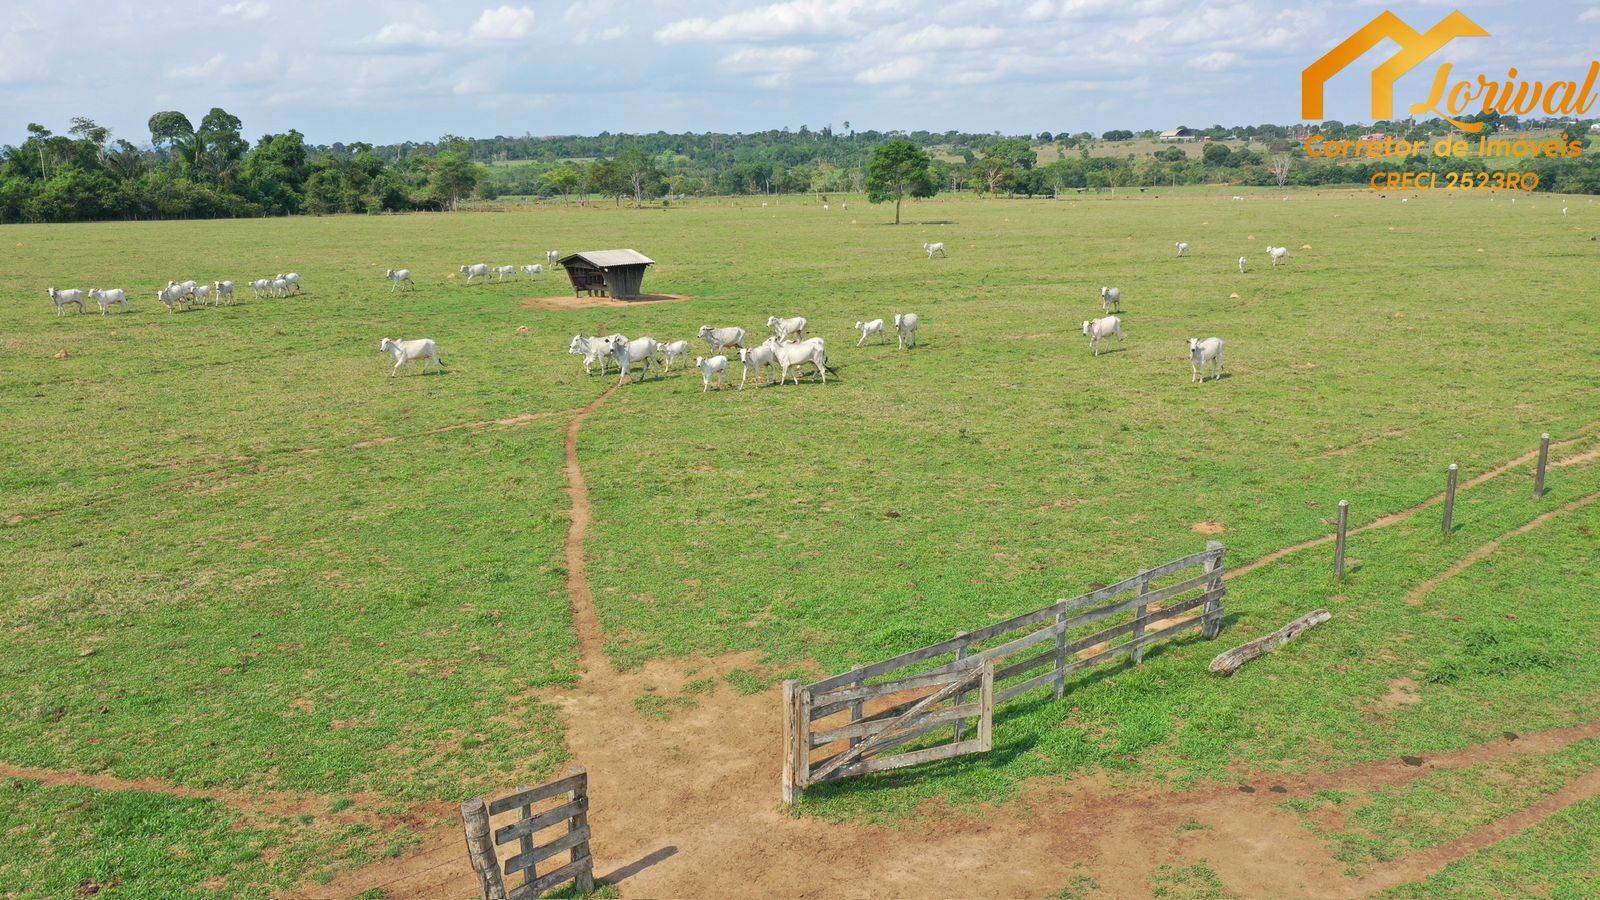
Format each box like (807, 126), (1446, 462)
(2, 2), (1596, 147)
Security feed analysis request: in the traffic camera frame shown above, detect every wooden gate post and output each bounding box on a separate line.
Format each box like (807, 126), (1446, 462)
(953, 638), (969, 741)
(781, 680), (802, 805)
(568, 768), (595, 894)
(1334, 500), (1349, 581)
(1132, 572), (1150, 663)
(1202, 542), (1225, 639)
(1053, 610), (1067, 699)
(1535, 433), (1551, 498)
(1442, 464), (1459, 534)
(460, 798), (508, 900)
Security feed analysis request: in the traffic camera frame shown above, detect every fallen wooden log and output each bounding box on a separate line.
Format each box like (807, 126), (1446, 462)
(1209, 610), (1331, 676)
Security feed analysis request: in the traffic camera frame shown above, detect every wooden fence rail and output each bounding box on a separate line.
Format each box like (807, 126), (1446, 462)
(462, 768), (595, 900)
(783, 542), (1226, 802)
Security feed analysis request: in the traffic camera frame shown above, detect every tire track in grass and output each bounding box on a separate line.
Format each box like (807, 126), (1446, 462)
(1356, 766), (1600, 895)
(1228, 421), (1600, 582)
(1404, 489), (1600, 606)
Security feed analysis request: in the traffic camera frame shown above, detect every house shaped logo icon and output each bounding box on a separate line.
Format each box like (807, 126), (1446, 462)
(1302, 10), (1489, 123)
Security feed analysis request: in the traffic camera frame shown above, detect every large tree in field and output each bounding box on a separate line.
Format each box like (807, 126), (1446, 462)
(865, 139), (936, 224)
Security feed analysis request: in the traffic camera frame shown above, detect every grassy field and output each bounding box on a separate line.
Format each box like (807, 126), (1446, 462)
(2, 187), (1598, 895)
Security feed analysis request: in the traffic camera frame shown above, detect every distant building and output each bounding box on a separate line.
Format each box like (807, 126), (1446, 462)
(1159, 127), (1196, 142)
(557, 250), (655, 300)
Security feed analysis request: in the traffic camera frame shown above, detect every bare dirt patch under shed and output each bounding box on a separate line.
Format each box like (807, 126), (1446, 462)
(520, 293), (694, 311)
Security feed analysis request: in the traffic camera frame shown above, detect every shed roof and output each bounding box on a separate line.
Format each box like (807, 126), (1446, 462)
(560, 250), (655, 268)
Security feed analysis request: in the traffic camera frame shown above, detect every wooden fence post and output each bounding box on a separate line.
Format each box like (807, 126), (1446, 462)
(568, 767), (594, 895)
(1053, 609), (1067, 700)
(849, 666), (864, 748)
(1334, 500), (1349, 581)
(1535, 433), (1550, 498)
(781, 680), (801, 805)
(1202, 541), (1224, 639)
(953, 637), (969, 741)
(1132, 572), (1150, 663)
(460, 798), (508, 900)
(977, 660), (995, 751)
(1442, 464), (1458, 534)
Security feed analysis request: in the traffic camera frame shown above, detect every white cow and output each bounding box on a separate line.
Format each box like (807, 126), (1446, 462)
(379, 337), (442, 377)
(520, 264), (545, 276)
(547, 250), (560, 266)
(277, 272), (301, 294)
(766, 315), (808, 343)
(771, 337), (828, 385)
(460, 263), (490, 282)
(1238, 256), (1247, 274)
(249, 278), (272, 298)
(1267, 246), (1290, 267)
(698, 325), (746, 352)
(738, 342), (779, 389)
(214, 281), (236, 304)
(494, 265), (517, 281)
(922, 242), (947, 258)
(855, 319), (886, 346)
(1082, 316), (1123, 356)
(1189, 337), (1225, 382)
(88, 288), (128, 315)
(49, 287), (86, 316)
(610, 335), (660, 381)
(385, 269), (414, 290)
(894, 312), (919, 349)
(569, 335), (613, 375)
(657, 339), (691, 372)
(695, 355), (729, 391)
(1176, 242), (1190, 257)
(1099, 286), (1121, 313)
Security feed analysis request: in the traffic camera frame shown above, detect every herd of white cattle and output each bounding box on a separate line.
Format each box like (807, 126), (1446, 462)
(48, 274), (301, 316)
(559, 312), (921, 391)
(45, 238), (1267, 386)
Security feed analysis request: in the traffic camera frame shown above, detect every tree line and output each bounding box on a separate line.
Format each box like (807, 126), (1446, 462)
(4, 111), (1598, 224)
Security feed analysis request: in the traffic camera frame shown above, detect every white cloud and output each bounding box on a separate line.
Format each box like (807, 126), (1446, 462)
(656, 0), (899, 44)
(368, 22), (458, 49)
(171, 52), (228, 79)
(898, 25), (1002, 52)
(1189, 51), (1239, 71)
(1580, 9), (1600, 24)
(855, 55), (928, 84)
(218, 1), (270, 20)
(470, 6), (537, 40)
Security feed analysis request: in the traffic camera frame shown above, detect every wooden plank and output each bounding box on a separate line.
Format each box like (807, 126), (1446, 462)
(1209, 610), (1330, 676)
(503, 824), (591, 876)
(812, 701), (985, 747)
(793, 685), (812, 796)
(809, 665), (985, 783)
(487, 773), (585, 815)
(1061, 615), (1205, 677)
(460, 798), (509, 900)
(996, 646), (1057, 682)
(812, 666), (974, 710)
(521, 852), (593, 897)
(493, 799), (581, 846)
(1063, 572), (1212, 630)
(997, 666), (1060, 704)
(849, 666), (865, 748)
(818, 738), (988, 781)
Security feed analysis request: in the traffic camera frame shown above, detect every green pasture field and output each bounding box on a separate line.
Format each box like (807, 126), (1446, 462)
(2, 186), (1598, 895)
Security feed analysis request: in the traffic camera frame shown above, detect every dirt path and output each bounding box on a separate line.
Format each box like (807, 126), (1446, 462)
(1405, 490), (1600, 605)
(0, 762), (448, 832)
(563, 384), (620, 665)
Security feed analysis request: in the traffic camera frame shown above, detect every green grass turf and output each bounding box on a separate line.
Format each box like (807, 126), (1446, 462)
(3, 187), (1597, 891)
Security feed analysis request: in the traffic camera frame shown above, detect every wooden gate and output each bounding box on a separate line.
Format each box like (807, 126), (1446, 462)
(784, 661), (993, 803)
(782, 542), (1226, 802)
(460, 767), (595, 900)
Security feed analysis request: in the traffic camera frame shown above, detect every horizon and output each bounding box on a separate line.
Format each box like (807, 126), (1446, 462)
(4, 2), (1596, 149)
